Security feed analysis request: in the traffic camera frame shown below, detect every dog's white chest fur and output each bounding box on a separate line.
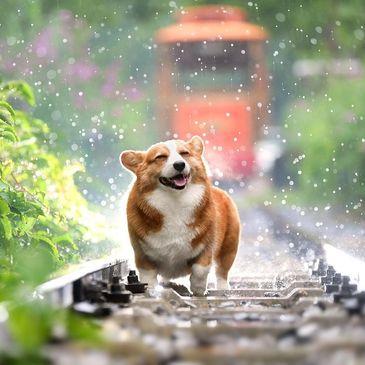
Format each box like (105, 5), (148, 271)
(141, 183), (205, 278)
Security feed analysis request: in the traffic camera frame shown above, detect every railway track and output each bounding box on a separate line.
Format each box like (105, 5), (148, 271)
(34, 206), (365, 365)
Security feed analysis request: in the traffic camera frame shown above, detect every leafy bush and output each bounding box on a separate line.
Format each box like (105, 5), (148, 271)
(0, 78), (112, 360)
(284, 76), (365, 209)
(0, 79), (111, 271)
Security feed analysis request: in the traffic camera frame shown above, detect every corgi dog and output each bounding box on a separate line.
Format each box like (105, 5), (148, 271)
(120, 136), (240, 296)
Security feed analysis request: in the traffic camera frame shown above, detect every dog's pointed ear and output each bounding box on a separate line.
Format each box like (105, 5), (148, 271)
(187, 135), (204, 156)
(120, 150), (145, 173)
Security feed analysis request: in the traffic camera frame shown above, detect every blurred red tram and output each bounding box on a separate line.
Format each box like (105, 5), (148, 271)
(155, 5), (269, 180)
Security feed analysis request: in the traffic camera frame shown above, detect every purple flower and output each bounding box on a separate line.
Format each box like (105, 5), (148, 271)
(33, 28), (57, 60)
(123, 83), (144, 102)
(58, 9), (73, 23)
(101, 62), (122, 98)
(66, 59), (99, 82)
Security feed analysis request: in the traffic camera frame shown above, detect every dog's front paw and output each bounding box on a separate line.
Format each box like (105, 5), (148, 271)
(190, 264), (210, 297)
(138, 268), (158, 288)
(191, 285), (207, 297)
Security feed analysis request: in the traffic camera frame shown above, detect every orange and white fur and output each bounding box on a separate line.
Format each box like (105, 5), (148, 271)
(120, 136), (240, 296)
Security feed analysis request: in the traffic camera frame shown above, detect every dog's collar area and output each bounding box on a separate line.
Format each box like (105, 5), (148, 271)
(159, 174), (190, 190)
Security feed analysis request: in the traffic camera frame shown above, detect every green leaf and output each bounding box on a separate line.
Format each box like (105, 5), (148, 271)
(0, 119), (16, 132)
(54, 233), (78, 250)
(0, 197), (10, 215)
(0, 100), (15, 117)
(0, 80), (36, 106)
(0, 130), (18, 142)
(0, 108), (14, 126)
(0, 216), (12, 240)
(32, 232), (60, 259)
(0, 122), (18, 143)
(8, 302), (54, 353)
(15, 245), (56, 284)
(0, 161), (13, 179)
(18, 216), (36, 236)
(0, 191), (43, 217)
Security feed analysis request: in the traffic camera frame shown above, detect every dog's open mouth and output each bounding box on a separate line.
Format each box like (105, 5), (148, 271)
(159, 174), (190, 190)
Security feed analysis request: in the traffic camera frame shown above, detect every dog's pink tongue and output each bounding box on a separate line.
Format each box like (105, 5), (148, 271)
(173, 175), (187, 186)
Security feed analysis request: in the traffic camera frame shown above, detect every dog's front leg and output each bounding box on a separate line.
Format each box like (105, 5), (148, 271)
(135, 251), (158, 288)
(190, 251), (212, 296)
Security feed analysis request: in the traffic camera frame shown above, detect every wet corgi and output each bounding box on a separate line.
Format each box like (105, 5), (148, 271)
(120, 136), (240, 296)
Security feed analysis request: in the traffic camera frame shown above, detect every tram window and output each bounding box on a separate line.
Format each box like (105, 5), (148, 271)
(171, 41), (249, 91)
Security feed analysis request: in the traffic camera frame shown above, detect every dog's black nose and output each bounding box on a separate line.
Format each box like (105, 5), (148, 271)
(173, 161), (185, 172)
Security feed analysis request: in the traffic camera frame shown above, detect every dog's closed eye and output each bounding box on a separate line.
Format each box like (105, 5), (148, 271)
(155, 154), (168, 161)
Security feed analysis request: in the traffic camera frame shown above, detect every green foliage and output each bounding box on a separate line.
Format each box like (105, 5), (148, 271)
(0, 80), (75, 271)
(284, 76), (365, 207)
(0, 78), (114, 268)
(1, 245), (102, 360)
(0, 78), (111, 359)
(0, 100), (18, 143)
(0, 80), (35, 106)
(8, 303), (55, 353)
(6, 302), (102, 356)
